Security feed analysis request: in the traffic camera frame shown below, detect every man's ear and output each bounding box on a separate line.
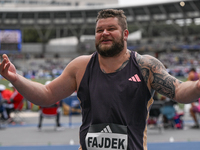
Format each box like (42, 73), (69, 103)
(124, 29), (129, 41)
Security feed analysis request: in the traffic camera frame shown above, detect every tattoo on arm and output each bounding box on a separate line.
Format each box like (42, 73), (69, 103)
(152, 73), (176, 99)
(102, 69), (106, 73)
(136, 53), (150, 84)
(140, 68), (149, 84)
(136, 53), (182, 99)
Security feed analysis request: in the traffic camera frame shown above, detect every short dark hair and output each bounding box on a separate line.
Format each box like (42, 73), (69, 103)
(96, 9), (127, 31)
(190, 67), (196, 72)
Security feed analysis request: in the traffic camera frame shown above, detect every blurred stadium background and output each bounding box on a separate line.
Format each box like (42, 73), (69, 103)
(0, 0), (200, 86)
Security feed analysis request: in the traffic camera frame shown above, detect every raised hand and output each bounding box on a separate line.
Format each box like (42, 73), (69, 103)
(0, 54), (17, 82)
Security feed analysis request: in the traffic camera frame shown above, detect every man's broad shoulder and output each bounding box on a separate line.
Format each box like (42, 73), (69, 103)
(70, 54), (92, 67)
(135, 53), (156, 66)
(67, 54), (93, 78)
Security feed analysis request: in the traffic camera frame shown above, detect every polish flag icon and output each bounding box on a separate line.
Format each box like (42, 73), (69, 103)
(129, 74), (141, 82)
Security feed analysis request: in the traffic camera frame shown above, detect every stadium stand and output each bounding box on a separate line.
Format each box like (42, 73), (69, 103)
(0, 0), (200, 77)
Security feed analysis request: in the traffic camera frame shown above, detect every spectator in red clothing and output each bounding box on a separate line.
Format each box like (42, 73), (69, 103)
(1, 85), (13, 102)
(0, 84), (9, 120)
(0, 84), (13, 120)
(2, 83), (24, 120)
(37, 81), (61, 130)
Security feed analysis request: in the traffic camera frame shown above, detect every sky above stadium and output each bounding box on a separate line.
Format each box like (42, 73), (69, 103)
(118, 0), (181, 6)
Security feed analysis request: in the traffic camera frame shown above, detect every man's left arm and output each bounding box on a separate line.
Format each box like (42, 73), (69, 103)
(136, 53), (200, 104)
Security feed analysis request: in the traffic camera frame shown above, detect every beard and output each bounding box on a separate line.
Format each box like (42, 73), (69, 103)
(95, 35), (124, 57)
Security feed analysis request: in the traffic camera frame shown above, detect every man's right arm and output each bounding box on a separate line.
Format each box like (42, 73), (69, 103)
(0, 54), (90, 107)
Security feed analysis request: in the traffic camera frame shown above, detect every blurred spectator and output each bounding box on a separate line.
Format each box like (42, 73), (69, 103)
(1, 84), (13, 101)
(38, 81), (62, 130)
(62, 91), (81, 116)
(188, 68), (200, 129)
(160, 95), (176, 128)
(0, 84), (9, 120)
(2, 83), (24, 122)
(38, 101), (61, 130)
(148, 91), (162, 125)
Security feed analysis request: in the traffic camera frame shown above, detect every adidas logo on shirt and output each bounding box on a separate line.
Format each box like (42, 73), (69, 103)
(101, 125), (112, 133)
(128, 74), (141, 82)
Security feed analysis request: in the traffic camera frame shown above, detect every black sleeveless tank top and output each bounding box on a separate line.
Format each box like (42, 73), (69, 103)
(77, 51), (152, 150)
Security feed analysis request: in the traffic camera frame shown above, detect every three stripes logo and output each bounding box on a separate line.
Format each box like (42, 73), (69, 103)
(101, 125), (112, 133)
(128, 74), (141, 82)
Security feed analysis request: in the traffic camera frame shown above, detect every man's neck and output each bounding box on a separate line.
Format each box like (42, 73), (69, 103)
(98, 49), (130, 73)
